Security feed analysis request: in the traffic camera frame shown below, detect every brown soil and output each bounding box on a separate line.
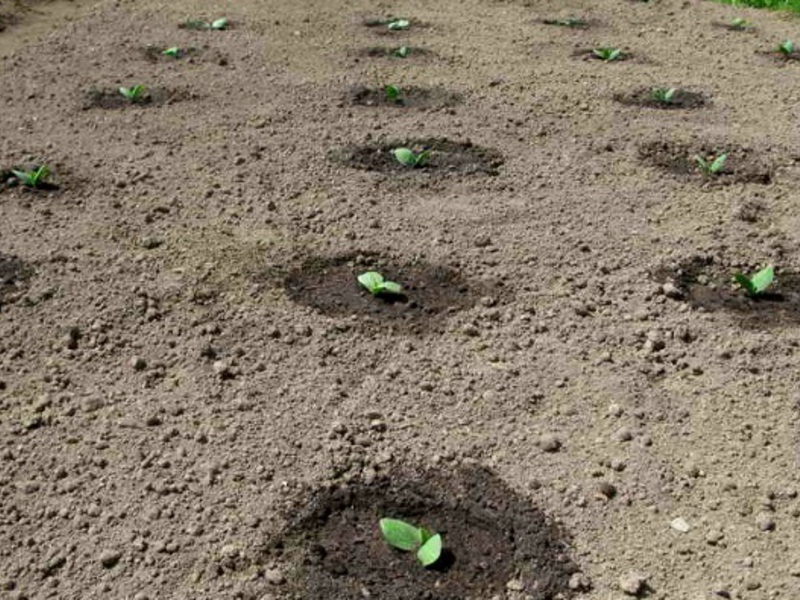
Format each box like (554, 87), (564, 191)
(615, 88), (707, 110)
(347, 85), (462, 109)
(2, 0), (800, 599)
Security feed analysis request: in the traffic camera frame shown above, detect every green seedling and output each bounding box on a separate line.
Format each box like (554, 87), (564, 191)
(162, 46), (181, 58)
(592, 47), (622, 61)
(210, 18), (229, 30)
(387, 19), (410, 30)
(694, 153), (727, 175)
(379, 518), (443, 568)
(651, 87), (677, 104)
(733, 265), (774, 296)
(11, 165), (50, 188)
(357, 271), (403, 296)
(730, 17), (749, 30)
(392, 46), (410, 58)
(119, 84), (147, 103)
(384, 84), (401, 103)
(777, 39), (794, 56)
(392, 147), (430, 168)
(543, 17), (587, 28)
(183, 17), (228, 30)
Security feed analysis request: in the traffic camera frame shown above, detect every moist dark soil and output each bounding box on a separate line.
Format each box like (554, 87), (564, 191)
(347, 85), (462, 109)
(615, 87), (707, 110)
(638, 140), (773, 185)
(0, 254), (34, 306)
(540, 17), (591, 29)
(282, 253), (494, 333)
(653, 256), (800, 327)
(331, 138), (503, 176)
(764, 49), (800, 63)
(81, 86), (191, 109)
(264, 464), (581, 600)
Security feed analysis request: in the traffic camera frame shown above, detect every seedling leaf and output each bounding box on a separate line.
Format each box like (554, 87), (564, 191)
(358, 271), (385, 294)
(387, 19), (410, 30)
(385, 84), (401, 102)
(211, 17), (229, 30)
(733, 273), (756, 294)
(593, 47), (622, 61)
(393, 46), (410, 58)
(380, 518), (423, 551)
(382, 281), (403, 295)
(778, 39), (794, 55)
(11, 165), (50, 188)
(734, 266), (774, 296)
(417, 534), (442, 567)
(393, 147), (418, 167)
(162, 46), (181, 57)
(710, 153), (727, 173)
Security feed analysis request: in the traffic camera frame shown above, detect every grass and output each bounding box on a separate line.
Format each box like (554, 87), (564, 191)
(711, 0), (800, 12)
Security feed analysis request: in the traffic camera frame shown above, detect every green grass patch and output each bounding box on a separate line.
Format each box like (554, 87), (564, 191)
(711, 0), (800, 12)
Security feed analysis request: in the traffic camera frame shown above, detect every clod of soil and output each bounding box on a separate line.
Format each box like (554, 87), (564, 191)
(638, 140), (772, 185)
(615, 87), (707, 110)
(82, 86), (190, 110)
(264, 464), (582, 600)
(331, 137), (503, 176)
(0, 254), (34, 306)
(347, 85), (462, 109)
(653, 256), (800, 327)
(282, 253), (494, 332)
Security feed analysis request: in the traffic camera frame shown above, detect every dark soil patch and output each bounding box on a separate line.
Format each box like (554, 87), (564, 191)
(82, 86), (191, 110)
(356, 46), (434, 61)
(263, 464), (582, 600)
(282, 253), (495, 333)
(347, 85), (462, 109)
(652, 256), (800, 327)
(615, 87), (707, 110)
(713, 21), (755, 33)
(638, 140), (772, 185)
(0, 254), (34, 306)
(331, 137), (503, 176)
(761, 49), (800, 63)
(541, 17), (591, 29)
(574, 48), (633, 62)
(142, 45), (202, 62)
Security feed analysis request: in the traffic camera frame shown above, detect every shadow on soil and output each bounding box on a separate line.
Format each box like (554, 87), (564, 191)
(347, 85), (462, 109)
(652, 256), (800, 327)
(82, 87), (193, 110)
(282, 253), (496, 333)
(0, 254), (34, 306)
(639, 141), (773, 185)
(263, 464), (583, 600)
(331, 137), (503, 176)
(615, 88), (707, 110)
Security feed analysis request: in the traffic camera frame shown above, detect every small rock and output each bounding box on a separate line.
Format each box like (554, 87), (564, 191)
(670, 517), (691, 533)
(568, 573), (592, 591)
(619, 571), (648, 596)
(99, 549), (122, 568)
(265, 569), (285, 585)
(706, 529), (724, 545)
(608, 403), (623, 417)
(755, 513), (775, 531)
(539, 433), (562, 452)
(613, 427), (633, 442)
(474, 235), (492, 248)
(140, 236), (163, 249)
(661, 282), (684, 299)
(505, 579), (525, 592)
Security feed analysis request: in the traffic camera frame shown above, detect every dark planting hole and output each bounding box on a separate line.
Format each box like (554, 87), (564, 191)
(356, 46), (434, 61)
(347, 85), (462, 109)
(615, 87), (707, 110)
(142, 45), (203, 62)
(652, 256), (800, 327)
(330, 137), (503, 176)
(638, 140), (772, 185)
(0, 254), (34, 306)
(262, 464), (584, 600)
(541, 17), (591, 29)
(574, 48), (633, 62)
(282, 253), (495, 333)
(82, 87), (192, 110)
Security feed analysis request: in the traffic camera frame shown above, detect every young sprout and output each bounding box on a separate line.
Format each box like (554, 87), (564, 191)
(392, 46), (410, 58)
(357, 271), (403, 296)
(210, 17), (229, 30)
(544, 17), (587, 28)
(387, 19), (410, 30)
(379, 518), (443, 568)
(777, 39), (794, 56)
(694, 153), (727, 176)
(733, 265), (774, 296)
(119, 85), (147, 103)
(392, 147), (430, 168)
(162, 46), (181, 58)
(182, 17), (228, 30)
(11, 165), (50, 188)
(730, 17), (749, 30)
(651, 87), (677, 104)
(592, 47), (622, 61)
(384, 84), (401, 103)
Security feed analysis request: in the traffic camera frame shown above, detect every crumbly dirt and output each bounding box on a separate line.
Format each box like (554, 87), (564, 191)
(2, 0), (800, 599)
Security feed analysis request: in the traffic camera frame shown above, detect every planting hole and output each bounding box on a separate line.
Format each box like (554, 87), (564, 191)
(82, 86), (191, 110)
(347, 85), (462, 109)
(615, 87), (707, 110)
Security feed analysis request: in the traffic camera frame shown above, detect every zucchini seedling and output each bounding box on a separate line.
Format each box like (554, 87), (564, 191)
(393, 147), (430, 168)
(119, 85), (147, 103)
(11, 165), (50, 189)
(694, 153), (727, 176)
(162, 46), (182, 58)
(592, 47), (622, 62)
(543, 17), (587, 28)
(730, 17), (749, 31)
(379, 518), (443, 568)
(392, 46), (410, 58)
(651, 87), (677, 104)
(733, 266), (774, 297)
(777, 39), (794, 57)
(357, 271), (403, 296)
(384, 84), (401, 103)
(387, 19), (410, 30)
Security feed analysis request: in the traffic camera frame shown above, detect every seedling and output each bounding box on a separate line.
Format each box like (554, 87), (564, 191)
(387, 19), (410, 31)
(730, 17), (749, 30)
(384, 84), (401, 103)
(379, 518), (443, 568)
(733, 265), (774, 296)
(162, 46), (181, 58)
(182, 17), (228, 30)
(11, 165), (50, 188)
(357, 271), (403, 296)
(694, 153), (727, 176)
(543, 17), (587, 28)
(119, 85), (147, 103)
(592, 47), (622, 61)
(777, 39), (794, 57)
(651, 87), (677, 104)
(392, 46), (410, 58)
(392, 147), (430, 168)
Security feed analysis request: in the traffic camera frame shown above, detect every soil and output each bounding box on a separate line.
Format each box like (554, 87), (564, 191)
(2, 0), (800, 599)
(347, 85), (462, 109)
(615, 88), (707, 110)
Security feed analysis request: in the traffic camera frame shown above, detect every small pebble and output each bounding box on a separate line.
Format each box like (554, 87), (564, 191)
(619, 571), (648, 596)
